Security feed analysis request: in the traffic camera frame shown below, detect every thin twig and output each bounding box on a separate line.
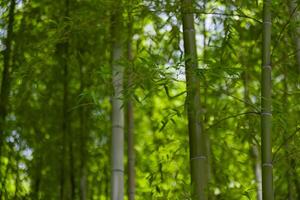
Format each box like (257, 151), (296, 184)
(68, 102), (95, 112)
(271, 4), (299, 57)
(273, 127), (300, 161)
(206, 111), (260, 130)
(195, 11), (262, 24)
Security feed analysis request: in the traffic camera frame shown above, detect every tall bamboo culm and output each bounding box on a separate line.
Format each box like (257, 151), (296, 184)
(126, 19), (135, 200)
(111, 1), (124, 199)
(181, 0), (208, 199)
(261, 0), (274, 199)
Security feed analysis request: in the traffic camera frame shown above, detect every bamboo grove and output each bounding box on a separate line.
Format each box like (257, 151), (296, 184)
(0, 0), (299, 199)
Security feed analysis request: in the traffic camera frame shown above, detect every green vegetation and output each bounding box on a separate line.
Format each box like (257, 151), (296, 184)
(0, 0), (299, 199)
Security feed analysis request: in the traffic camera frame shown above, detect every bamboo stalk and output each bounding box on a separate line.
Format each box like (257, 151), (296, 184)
(261, 0), (274, 199)
(181, 0), (208, 199)
(111, 2), (124, 199)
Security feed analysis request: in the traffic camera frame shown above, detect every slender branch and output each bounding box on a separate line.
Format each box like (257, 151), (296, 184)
(271, 3), (299, 57)
(68, 102), (95, 112)
(273, 127), (300, 161)
(274, 48), (300, 66)
(209, 86), (260, 112)
(163, 85), (186, 99)
(143, 6), (262, 23)
(207, 111), (260, 130)
(195, 11), (262, 24)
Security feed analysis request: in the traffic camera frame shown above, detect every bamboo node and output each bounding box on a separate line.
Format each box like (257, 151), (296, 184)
(263, 65), (272, 69)
(183, 29), (195, 32)
(264, 21), (272, 25)
(190, 156), (207, 161)
(262, 163), (273, 168)
(261, 112), (272, 116)
(112, 168), (124, 173)
(112, 125), (124, 129)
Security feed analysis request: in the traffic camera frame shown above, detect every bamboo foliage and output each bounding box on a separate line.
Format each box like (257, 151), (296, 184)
(243, 67), (262, 200)
(0, 0), (300, 199)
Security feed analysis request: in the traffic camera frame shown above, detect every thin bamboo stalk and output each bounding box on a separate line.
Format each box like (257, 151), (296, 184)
(261, 0), (274, 199)
(111, 2), (124, 199)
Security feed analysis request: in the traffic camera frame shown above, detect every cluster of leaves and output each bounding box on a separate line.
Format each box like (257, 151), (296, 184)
(0, 0), (299, 199)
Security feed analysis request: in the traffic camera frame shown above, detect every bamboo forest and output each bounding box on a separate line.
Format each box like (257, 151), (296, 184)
(1, 0), (300, 199)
